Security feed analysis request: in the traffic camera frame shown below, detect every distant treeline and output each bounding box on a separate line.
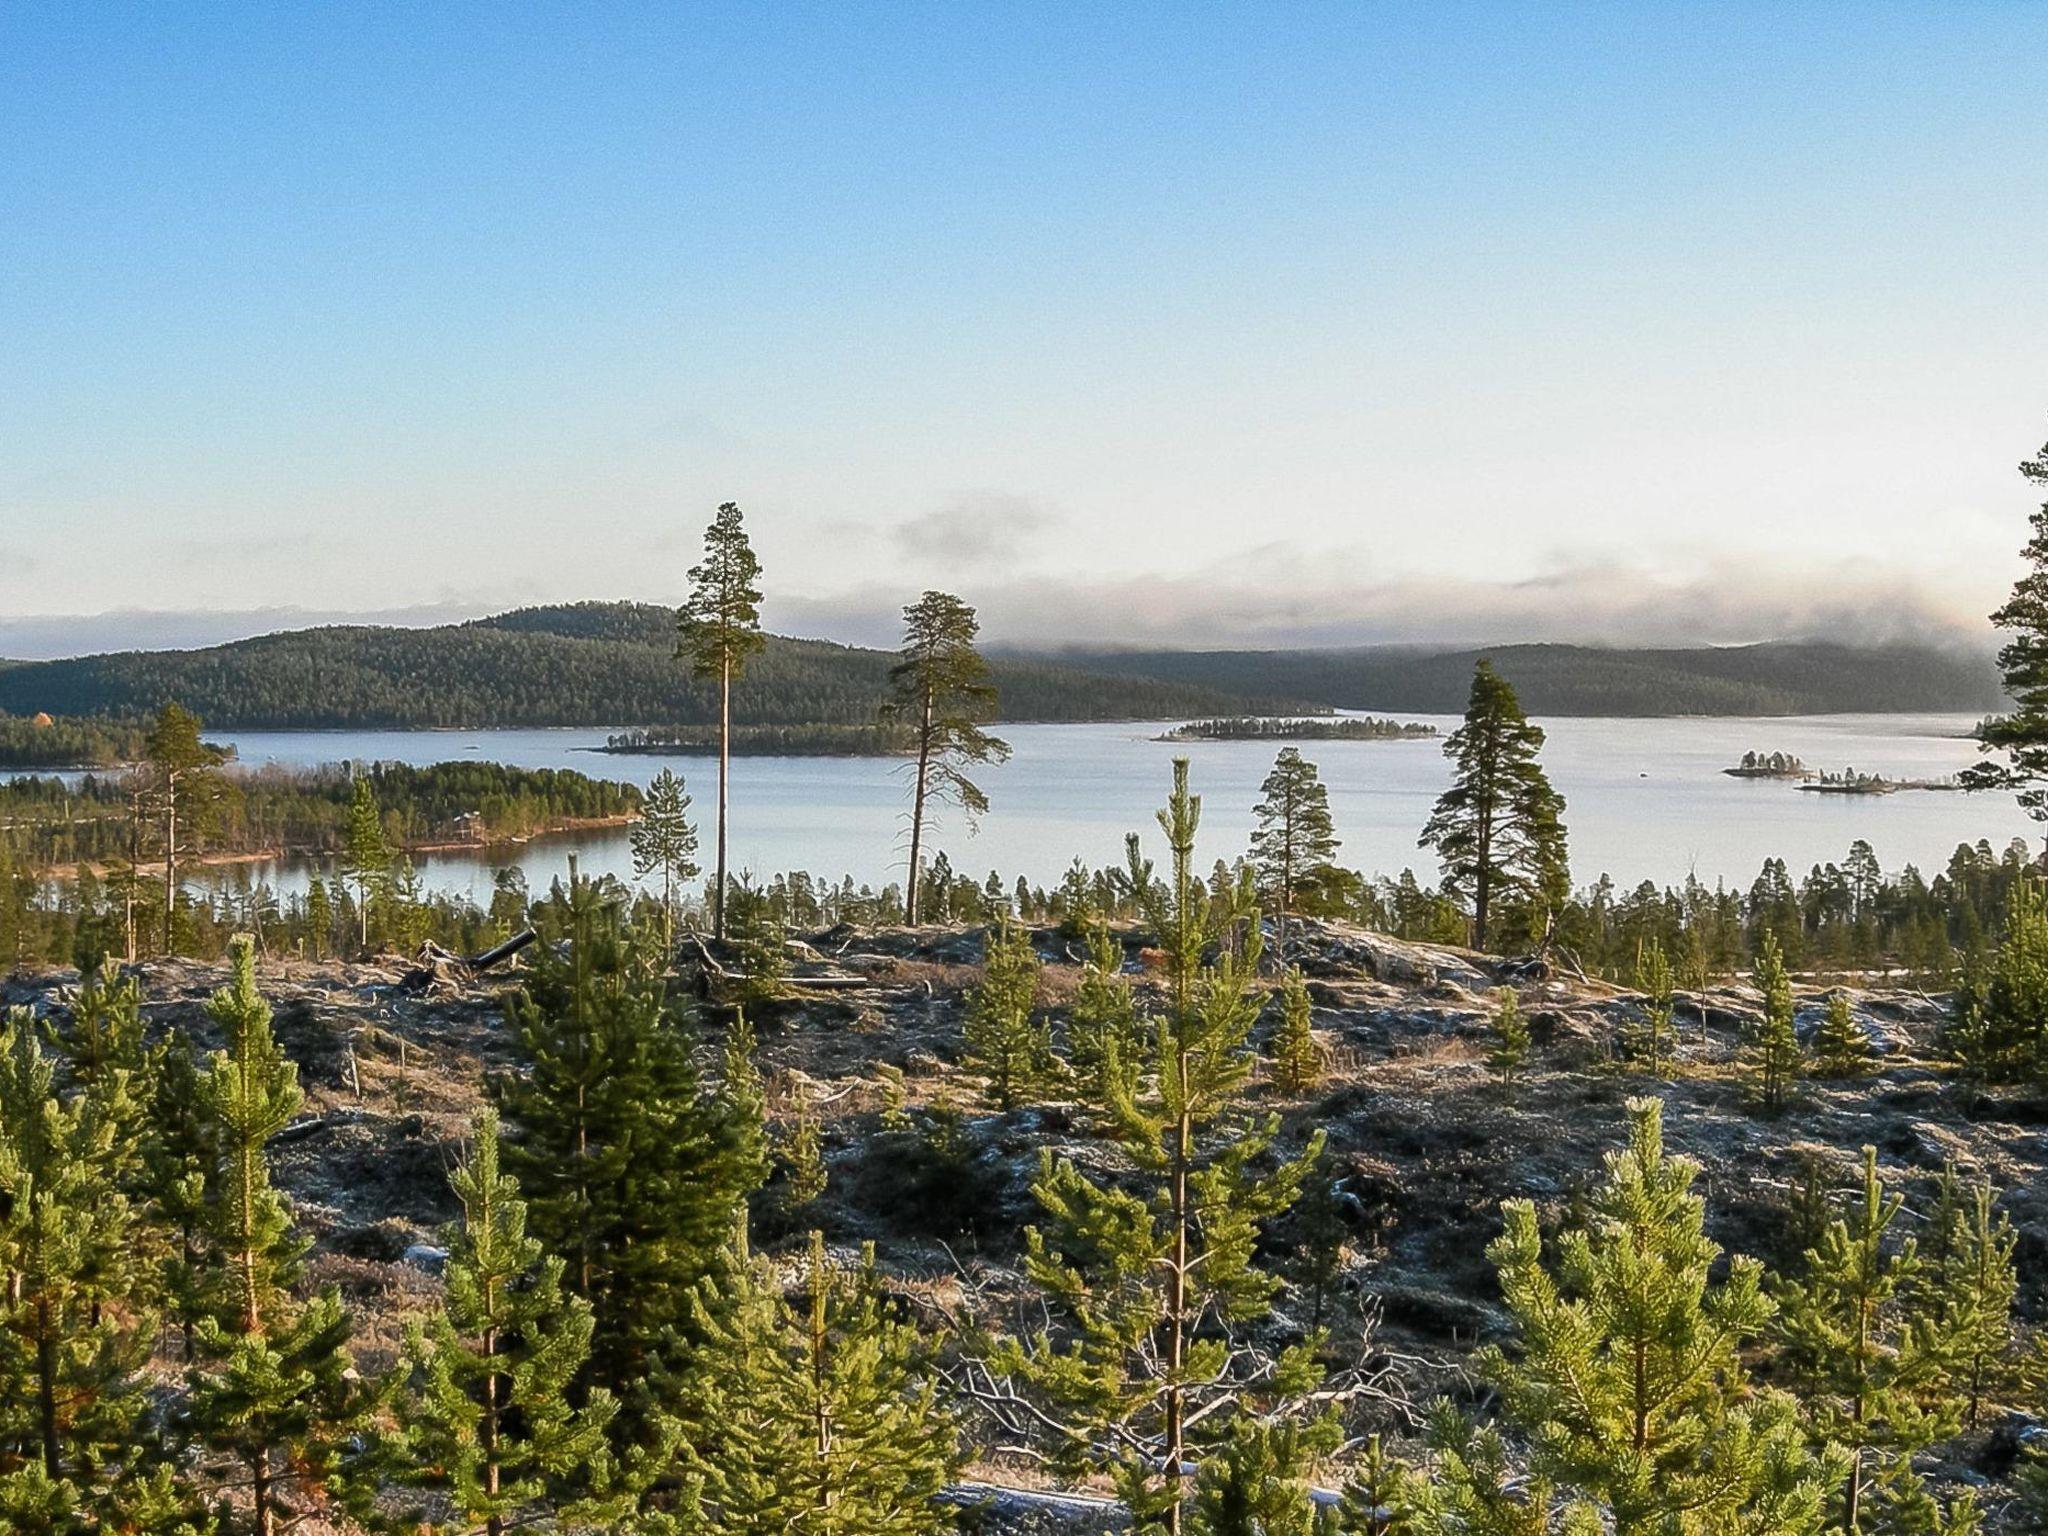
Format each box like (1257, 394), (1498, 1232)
(0, 602), (1296, 729)
(0, 760), (640, 869)
(0, 712), (155, 768)
(1028, 639), (2006, 717)
(1157, 715), (1436, 742)
(599, 722), (916, 756)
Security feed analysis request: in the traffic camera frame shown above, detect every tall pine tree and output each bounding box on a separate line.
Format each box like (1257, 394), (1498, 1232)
(1747, 932), (1804, 1113)
(886, 591), (1009, 926)
(676, 502), (765, 941)
(1418, 661), (1567, 952)
(1249, 748), (1339, 946)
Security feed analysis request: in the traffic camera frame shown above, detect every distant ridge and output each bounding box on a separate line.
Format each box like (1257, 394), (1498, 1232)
(0, 602), (1290, 730)
(1015, 640), (2004, 717)
(0, 606), (1999, 728)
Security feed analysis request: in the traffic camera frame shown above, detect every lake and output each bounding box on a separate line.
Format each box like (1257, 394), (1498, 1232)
(146, 712), (2039, 905)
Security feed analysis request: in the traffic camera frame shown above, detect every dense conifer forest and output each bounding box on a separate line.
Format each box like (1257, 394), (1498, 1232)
(0, 603), (1293, 730)
(1033, 639), (2005, 717)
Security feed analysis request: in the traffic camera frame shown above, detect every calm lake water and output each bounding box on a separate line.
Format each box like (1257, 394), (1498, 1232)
(140, 712), (2039, 905)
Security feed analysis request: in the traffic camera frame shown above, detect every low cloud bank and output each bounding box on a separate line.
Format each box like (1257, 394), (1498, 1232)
(1, 558), (1997, 663)
(775, 556), (2000, 653)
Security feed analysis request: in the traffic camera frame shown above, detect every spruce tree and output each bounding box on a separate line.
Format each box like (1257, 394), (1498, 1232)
(990, 761), (1324, 1534)
(1812, 993), (1873, 1079)
(388, 1109), (622, 1536)
(340, 776), (391, 955)
(1417, 661), (1568, 952)
(1482, 1097), (1842, 1535)
(676, 501), (765, 941)
(488, 879), (761, 1408)
(652, 1233), (956, 1536)
(630, 768), (699, 956)
(184, 938), (359, 1536)
(1747, 933), (1804, 1112)
(1488, 986), (1529, 1102)
(960, 919), (1055, 1110)
(1250, 747), (1340, 946)
(1774, 1147), (1953, 1534)
(886, 591), (1009, 926)
(1267, 966), (1320, 1095)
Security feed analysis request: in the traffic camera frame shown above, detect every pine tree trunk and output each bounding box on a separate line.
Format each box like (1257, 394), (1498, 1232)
(163, 776), (177, 955)
(716, 654), (731, 941)
(905, 688), (934, 925)
(36, 1293), (60, 1476)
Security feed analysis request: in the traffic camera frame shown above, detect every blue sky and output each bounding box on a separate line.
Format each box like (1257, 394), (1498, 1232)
(2, 3), (2044, 653)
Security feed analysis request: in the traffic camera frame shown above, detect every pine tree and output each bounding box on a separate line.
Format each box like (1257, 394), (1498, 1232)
(631, 768), (699, 956)
(143, 1028), (215, 1363)
(1488, 986), (1529, 1102)
(725, 878), (788, 1011)
(1812, 993), (1873, 1079)
(989, 761), (1325, 1534)
(653, 1233), (957, 1536)
(1417, 661), (1568, 952)
(1747, 932), (1804, 1112)
(1189, 1416), (1331, 1536)
(1267, 966), (1320, 1094)
(488, 879), (761, 1409)
(1481, 1096), (1843, 1535)
(886, 591), (1010, 926)
(340, 776), (391, 955)
(302, 878), (332, 960)
(0, 1014), (165, 1505)
(717, 1010), (772, 1246)
(1923, 1174), (2018, 1429)
(142, 704), (230, 957)
(778, 1093), (828, 1213)
(1066, 923), (1138, 1094)
(1250, 748), (1340, 946)
(961, 919), (1055, 1110)
(676, 501), (765, 941)
(1625, 937), (1675, 1076)
(1336, 1434), (1422, 1534)
(388, 1109), (622, 1536)
(184, 938), (359, 1536)
(1774, 1146), (1953, 1534)
(1962, 420), (2048, 820)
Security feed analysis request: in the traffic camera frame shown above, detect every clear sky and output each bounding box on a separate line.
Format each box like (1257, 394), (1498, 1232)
(2, 3), (2044, 654)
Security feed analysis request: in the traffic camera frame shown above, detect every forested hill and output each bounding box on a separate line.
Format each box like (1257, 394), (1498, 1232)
(0, 603), (1287, 729)
(1019, 640), (2005, 717)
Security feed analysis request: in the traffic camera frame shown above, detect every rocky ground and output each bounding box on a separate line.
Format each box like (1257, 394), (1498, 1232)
(6, 917), (2045, 1530)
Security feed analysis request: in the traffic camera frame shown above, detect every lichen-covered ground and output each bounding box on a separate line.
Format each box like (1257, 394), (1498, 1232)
(9, 918), (2044, 1530)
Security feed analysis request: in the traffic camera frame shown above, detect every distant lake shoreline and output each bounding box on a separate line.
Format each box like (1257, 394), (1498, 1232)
(17, 712), (2011, 907)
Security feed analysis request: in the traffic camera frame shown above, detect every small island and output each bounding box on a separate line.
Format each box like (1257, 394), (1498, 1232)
(1722, 750), (1814, 780)
(592, 723), (916, 757)
(1155, 715), (1437, 743)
